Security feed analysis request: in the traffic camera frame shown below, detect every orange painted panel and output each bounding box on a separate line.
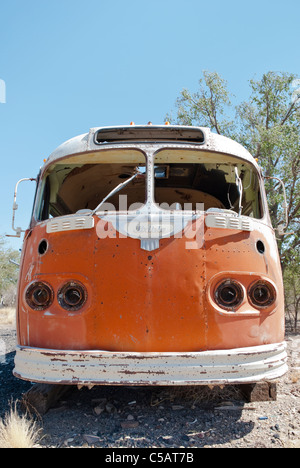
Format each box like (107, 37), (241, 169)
(17, 217), (284, 353)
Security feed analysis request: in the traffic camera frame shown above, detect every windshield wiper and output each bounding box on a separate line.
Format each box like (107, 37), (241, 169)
(90, 169), (143, 216)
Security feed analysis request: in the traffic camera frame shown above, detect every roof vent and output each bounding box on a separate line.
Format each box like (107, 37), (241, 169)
(94, 126), (205, 145)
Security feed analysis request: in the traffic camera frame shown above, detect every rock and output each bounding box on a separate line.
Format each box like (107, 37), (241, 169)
(106, 403), (117, 414)
(82, 434), (101, 445)
(121, 420), (139, 429)
(94, 404), (105, 415)
(159, 436), (173, 445)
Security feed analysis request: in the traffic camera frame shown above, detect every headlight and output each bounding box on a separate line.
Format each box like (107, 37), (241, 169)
(214, 279), (243, 310)
(58, 281), (87, 311)
(25, 282), (54, 310)
(248, 281), (276, 308)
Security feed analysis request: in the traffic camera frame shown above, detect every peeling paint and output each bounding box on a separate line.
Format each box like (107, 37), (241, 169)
(14, 343), (288, 386)
(25, 265), (34, 283)
(14, 125), (286, 386)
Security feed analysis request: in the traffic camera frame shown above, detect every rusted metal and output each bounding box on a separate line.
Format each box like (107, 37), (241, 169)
(14, 342), (288, 386)
(13, 125), (288, 387)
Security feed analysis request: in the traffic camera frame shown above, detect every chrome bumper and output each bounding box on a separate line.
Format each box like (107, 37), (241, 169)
(13, 342), (288, 386)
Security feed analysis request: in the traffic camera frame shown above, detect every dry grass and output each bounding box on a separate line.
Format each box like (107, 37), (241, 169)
(0, 308), (16, 327)
(0, 402), (42, 448)
(150, 384), (243, 407)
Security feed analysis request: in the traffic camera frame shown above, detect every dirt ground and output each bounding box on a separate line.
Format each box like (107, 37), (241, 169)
(0, 323), (299, 449)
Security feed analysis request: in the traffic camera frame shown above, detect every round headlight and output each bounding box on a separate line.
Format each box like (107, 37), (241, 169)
(58, 282), (87, 311)
(248, 281), (276, 308)
(25, 282), (53, 310)
(214, 279), (243, 310)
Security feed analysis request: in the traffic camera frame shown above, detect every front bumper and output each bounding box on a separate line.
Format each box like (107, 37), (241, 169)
(13, 342), (288, 386)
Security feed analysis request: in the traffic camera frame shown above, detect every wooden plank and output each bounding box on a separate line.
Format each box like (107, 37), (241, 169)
(238, 382), (277, 402)
(22, 383), (71, 415)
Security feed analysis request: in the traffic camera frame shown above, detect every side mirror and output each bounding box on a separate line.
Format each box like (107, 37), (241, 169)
(263, 176), (293, 237)
(6, 178), (36, 238)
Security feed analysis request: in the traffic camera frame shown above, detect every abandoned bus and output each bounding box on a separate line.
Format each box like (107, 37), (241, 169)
(11, 124), (288, 386)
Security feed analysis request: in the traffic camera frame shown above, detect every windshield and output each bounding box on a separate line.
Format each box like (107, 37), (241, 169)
(154, 149), (263, 218)
(36, 148), (263, 220)
(36, 149), (146, 220)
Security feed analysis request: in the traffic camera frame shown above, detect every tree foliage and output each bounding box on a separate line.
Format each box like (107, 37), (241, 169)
(166, 71), (234, 137)
(167, 71), (300, 328)
(235, 72), (300, 271)
(0, 236), (20, 306)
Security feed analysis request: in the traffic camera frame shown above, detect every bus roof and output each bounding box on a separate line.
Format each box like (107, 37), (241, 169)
(45, 125), (259, 169)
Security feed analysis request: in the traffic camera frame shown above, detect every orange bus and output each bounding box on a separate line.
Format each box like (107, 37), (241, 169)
(10, 124), (288, 386)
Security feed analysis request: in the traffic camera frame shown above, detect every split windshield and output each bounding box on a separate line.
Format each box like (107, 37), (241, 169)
(36, 149), (263, 220)
(154, 149), (262, 217)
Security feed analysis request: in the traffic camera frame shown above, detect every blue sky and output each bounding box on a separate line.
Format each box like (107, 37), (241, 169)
(0, 0), (299, 250)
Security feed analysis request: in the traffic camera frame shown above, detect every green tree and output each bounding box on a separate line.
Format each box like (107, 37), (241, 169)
(235, 72), (300, 271)
(166, 71), (234, 137)
(0, 236), (20, 305)
(167, 71), (300, 328)
(284, 264), (300, 331)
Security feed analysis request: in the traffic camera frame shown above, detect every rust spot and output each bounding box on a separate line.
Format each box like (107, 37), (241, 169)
(50, 358), (68, 362)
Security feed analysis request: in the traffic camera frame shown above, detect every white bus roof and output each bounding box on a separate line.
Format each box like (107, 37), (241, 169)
(45, 125), (259, 169)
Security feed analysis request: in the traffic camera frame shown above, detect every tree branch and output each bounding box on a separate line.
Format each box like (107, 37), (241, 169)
(281, 101), (298, 125)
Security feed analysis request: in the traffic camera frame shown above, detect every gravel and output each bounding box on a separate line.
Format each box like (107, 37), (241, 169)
(1, 324), (299, 449)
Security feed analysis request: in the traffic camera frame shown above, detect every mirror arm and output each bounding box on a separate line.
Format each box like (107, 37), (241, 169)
(6, 178), (37, 238)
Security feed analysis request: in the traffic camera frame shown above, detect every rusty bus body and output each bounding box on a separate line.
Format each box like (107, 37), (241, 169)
(11, 125), (288, 386)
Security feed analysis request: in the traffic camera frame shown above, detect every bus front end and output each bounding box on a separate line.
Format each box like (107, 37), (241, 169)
(13, 126), (288, 386)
